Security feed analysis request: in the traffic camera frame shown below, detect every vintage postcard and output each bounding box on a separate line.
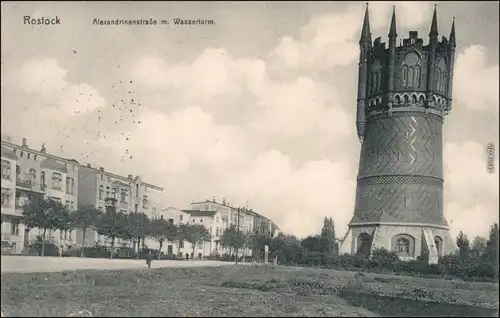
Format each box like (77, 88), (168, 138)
(1, 1), (498, 317)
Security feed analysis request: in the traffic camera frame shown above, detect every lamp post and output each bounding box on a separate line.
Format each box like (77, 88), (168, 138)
(235, 207), (240, 264)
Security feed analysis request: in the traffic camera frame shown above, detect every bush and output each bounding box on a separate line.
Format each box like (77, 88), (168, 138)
(29, 242), (60, 256)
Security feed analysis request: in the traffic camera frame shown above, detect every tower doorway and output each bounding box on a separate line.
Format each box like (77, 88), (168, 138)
(357, 233), (372, 256)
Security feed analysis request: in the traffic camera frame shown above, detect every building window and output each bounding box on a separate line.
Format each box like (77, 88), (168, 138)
(1, 160), (11, 180)
(34, 154), (37, 160)
(402, 65), (408, 86)
(51, 172), (62, 190)
(142, 195), (148, 209)
(66, 177), (71, 193)
(11, 218), (20, 235)
(179, 240), (184, 248)
(1, 188), (11, 206)
(396, 238), (410, 255)
(41, 171), (45, 190)
(192, 219), (195, 223)
(20, 151), (23, 157)
(29, 169), (36, 185)
(99, 185), (104, 200)
(112, 188), (116, 200)
(180, 215), (183, 221)
(106, 187), (110, 199)
(200, 219), (203, 223)
(168, 218), (174, 224)
(16, 165), (21, 179)
(120, 188), (128, 203)
(100, 174), (104, 180)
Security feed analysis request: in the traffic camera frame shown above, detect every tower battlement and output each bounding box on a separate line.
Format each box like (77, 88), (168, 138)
(356, 5), (456, 142)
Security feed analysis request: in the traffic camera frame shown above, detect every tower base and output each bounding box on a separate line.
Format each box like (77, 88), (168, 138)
(339, 223), (457, 264)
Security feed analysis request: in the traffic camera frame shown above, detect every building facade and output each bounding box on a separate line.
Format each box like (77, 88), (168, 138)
(1, 135), (164, 254)
(339, 6), (457, 263)
(77, 165), (164, 248)
(1, 136), (79, 252)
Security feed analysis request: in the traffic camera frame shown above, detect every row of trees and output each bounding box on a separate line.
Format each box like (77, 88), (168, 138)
(21, 197), (213, 258)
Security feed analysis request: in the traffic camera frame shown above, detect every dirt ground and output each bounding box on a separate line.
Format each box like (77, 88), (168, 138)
(1, 265), (498, 317)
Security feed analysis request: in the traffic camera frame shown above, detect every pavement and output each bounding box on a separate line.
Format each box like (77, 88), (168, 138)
(0, 256), (236, 273)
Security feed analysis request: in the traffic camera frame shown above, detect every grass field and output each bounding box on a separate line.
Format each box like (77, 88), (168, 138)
(1, 265), (499, 317)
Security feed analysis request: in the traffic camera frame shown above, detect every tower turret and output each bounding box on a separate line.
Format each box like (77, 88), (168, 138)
(386, 6), (397, 112)
(356, 3), (371, 143)
(447, 18), (456, 113)
(426, 5), (439, 106)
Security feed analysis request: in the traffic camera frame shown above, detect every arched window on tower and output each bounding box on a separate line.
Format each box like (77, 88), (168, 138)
(437, 58), (447, 94)
(370, 60), (382, 94)
(377, 71), (382, 91)
(415, 66), (421, 88)
(397, 238), (410, 254)
(436, 69), (441, 92)
(402, 52), (421, 88)
(408, 67), (415, 87)
(441, 72), (446, 93)
(402, 65), (408, 87)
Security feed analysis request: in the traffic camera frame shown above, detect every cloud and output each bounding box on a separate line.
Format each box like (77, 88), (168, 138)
(100, 107), (251, 175)
(17, 58), (68, 96)
(444, 140), (499, 238)
(268, 2), (434, 73)
(223, 150), (356, 238)
(454, 45), (500, 111)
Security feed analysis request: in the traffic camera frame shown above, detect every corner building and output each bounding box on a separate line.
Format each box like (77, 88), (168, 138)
(339, 6), (458, 263)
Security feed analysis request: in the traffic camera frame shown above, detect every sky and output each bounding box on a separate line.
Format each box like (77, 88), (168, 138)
(1, 1), (499, 240)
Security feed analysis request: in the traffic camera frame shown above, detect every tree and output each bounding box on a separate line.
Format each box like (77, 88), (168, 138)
(484, 223), (499, 265)
(128, 212), (152, 256)
(150, 218), (177, 260)
(22, 196), (64, 256)
(456, 230), (470, 259)
(248, 232), (271, 262)
(95, 199), (128, 259)
(471, 236), (487, 255)
(51, 202), (73, 255)
(72, 205), (102, 257)
(320, 217), (338, 255)
(301, 235), (322, 253)
(183, 224), (211, 259)
(172, 223), (188, 257)
(220, 225), (246, 261)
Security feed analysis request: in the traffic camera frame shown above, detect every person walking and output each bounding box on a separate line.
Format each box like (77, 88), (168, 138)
(146, 250), (153, 268)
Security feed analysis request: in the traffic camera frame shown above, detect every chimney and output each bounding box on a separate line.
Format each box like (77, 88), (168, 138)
(22, 138), (27, 147)
(128, 174), (133, 179)
(99, 167), (104, 172)
(86, 163), (91, 168)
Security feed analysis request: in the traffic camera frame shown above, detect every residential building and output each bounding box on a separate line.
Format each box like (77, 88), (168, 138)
(188, 198), (281, 258)
(1, 145), (23, 253)
(1, 135), (164, 254)
(1, 136), (79, 252)
(77, 165), (164, 248)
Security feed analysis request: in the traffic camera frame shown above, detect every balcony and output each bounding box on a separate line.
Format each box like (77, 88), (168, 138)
(15, 178), (45, 194)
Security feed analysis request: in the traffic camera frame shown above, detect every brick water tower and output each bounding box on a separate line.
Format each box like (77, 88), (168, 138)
(339, 5), (458, 264)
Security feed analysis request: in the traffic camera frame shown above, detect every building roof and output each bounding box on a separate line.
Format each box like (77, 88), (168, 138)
(112, 180), (130, 187)
(0, 139), (163, 191)
(40, 158), (68, 173)
(182, 209), (217, 217)
(0, 147), (17, 160)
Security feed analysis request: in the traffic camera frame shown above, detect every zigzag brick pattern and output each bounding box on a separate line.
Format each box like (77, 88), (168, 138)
(351, 112), (447, 226)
